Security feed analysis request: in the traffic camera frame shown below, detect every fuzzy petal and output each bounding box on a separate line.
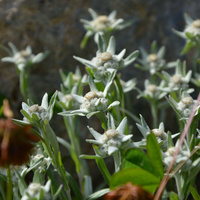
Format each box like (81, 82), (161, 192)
(87, 126), (102, 140)
(116, 117), (127, 134)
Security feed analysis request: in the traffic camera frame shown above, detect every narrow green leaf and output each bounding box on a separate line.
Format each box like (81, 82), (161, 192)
(147, 133), (164, 178)
(189, 185), (200, 200)
(84, 188), (110, 200)
(96, 158), (111, 185)
(110, 168), (160, 193)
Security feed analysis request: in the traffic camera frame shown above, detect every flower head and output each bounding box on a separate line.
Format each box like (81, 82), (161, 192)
(86, 115), (132, 157)
(136, 115), (168, 150)
(21, 180), (51, 200)
(74, 36), (139, 81)
(161, 60), (192, 93)
(1, 42), (48, 71)
(30, 152), (52, 173)
(59, 71), (120, 118)
(137, 79), (167, 100)
(173, 14), (200, 54)
(135, 41), (174, 75)
(14, 91), (57, 126)
(163, 140), (191, 170)
(80, 8), (130, 48)
(169, 92), (200, 119)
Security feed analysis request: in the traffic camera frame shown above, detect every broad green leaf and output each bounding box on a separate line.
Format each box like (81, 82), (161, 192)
(110, 168), (160, 193)
(122, 148), (154, 174)
(169, 192), (179, 200)
(147, 133), (164, 178)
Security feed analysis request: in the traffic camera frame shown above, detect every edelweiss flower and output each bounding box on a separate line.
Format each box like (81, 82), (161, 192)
(30, 152), (52, 173)
(173, 14), (200, 54)
(1, 42), (48, 71)
(163, 140), (191, 170)
(59, 71), (120, 118)
(14, 92), (57, 126)
(21, 180), (51, 200)
(169, 92), (200, 119)
(136, 115), (168, 150)
(137, 79), (167, 100)
(161, 60), (192, 93)
(120, 78), (136, 93)
(74, 36), (139, 81)
(135, 41), (175, 75)
(80, 8), (129, 48)
(86, 115), (132, 157)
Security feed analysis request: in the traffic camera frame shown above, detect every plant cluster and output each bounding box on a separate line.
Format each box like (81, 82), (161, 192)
(0, 9), (200, 200)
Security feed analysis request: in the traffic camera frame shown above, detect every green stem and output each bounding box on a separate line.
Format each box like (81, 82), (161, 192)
(63, 116), (92, 197)
(112, 151), (121, 172)
(95, 158), (111, 185)
(6, 167), (12, 200)
(19, 66), (36, 103)
(96, 112), (108, 130)
(39, 124), (72, 200)
(175, 174), (183, 200)
(150, 99), (158, 127)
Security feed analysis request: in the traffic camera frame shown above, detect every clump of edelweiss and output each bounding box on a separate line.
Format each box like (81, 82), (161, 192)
(59, 71), (120, 118)
(86, 115), (132, 157)
(74, 36), (139, 81)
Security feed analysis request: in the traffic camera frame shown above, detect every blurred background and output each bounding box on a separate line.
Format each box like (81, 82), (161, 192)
(0, 0), (200, 189)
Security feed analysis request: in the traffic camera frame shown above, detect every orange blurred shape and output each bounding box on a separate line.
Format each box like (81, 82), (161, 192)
(0, 119), (39, 167)
(3, 99), (14, 118)
(104, 183), (154, 200)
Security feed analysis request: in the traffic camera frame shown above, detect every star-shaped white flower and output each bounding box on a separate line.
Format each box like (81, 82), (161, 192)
(1, 42), (48, 71)
(86, 114), (132, 157)
(59, 71), (120, 118)
(74, 36), (139, 81)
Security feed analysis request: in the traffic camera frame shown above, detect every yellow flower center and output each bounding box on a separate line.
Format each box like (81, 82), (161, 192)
(151, 128), (163, 137)
(146, 84), (157, 93)
(181, 96), (193, 105)
(193, 19), (200, 28)
(98, 52), (113, 62)
(97, 15), (110, 24)
(170, 74), (182, 84)
(147, 54), (158, 62)
(104, 129), (118, 139)
(84, 91), (98, 100)
(168, 147), (176, 156)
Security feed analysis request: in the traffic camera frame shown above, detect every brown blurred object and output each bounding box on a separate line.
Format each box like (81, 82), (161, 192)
(104, 183), (154, 200)
(0, 99), (39, 167)
(0, 118), (39, 167)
